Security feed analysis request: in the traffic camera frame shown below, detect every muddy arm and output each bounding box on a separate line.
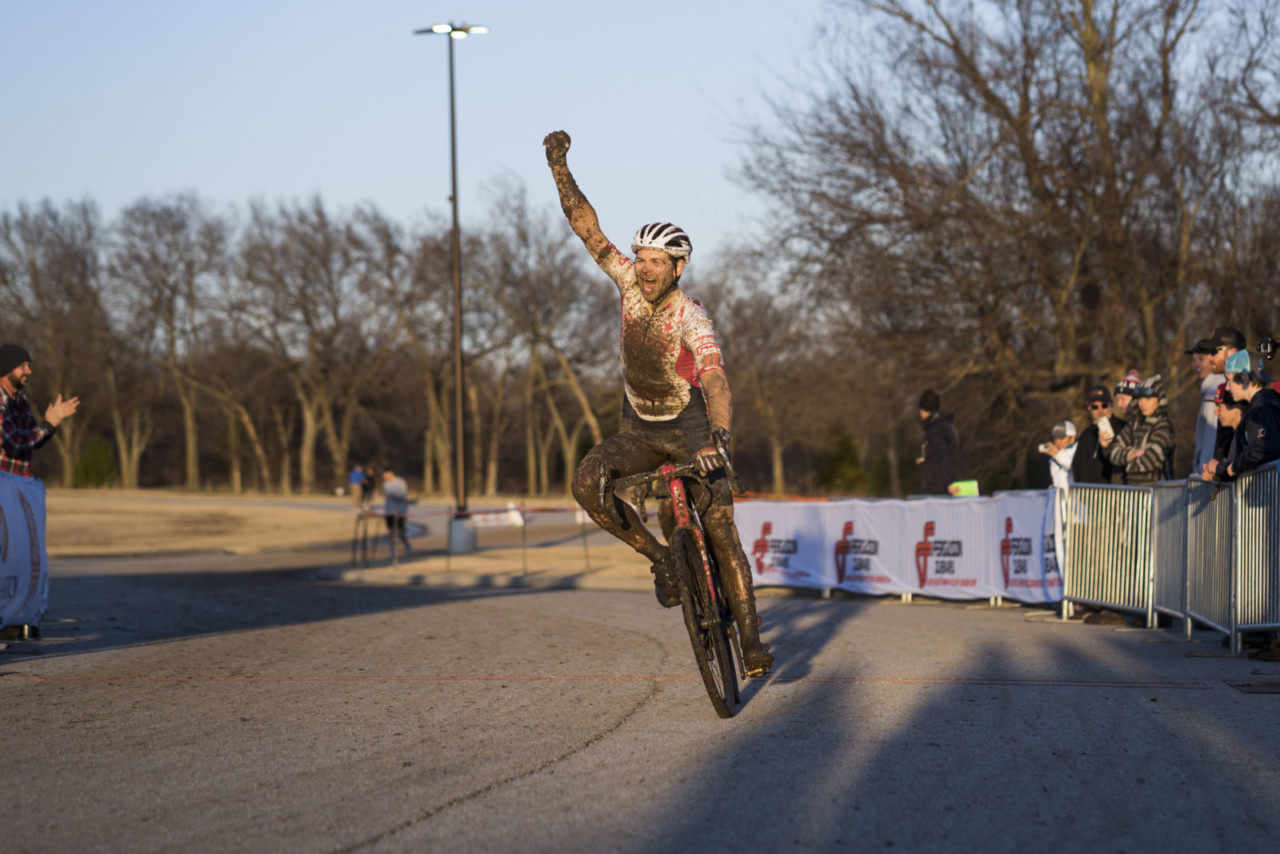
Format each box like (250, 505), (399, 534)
(543, 130), (611, 263)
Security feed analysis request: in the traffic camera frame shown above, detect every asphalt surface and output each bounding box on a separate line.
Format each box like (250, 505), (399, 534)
(4, 546), (1280, 853)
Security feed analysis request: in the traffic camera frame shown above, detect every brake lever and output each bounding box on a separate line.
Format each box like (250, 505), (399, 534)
(713, 431), (744, 495)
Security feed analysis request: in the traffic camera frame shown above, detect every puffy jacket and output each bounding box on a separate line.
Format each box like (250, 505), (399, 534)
(1225, 388), (1280, 478)
(1106, 376), (1176, 485)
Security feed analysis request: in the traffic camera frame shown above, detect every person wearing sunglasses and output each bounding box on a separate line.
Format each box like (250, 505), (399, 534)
(1071, 385), (1127, 484)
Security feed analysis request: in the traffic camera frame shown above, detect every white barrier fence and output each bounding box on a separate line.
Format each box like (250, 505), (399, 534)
(742, 462), (1280, 655)
(735, 490), (1064, 605)
(0, 472), (49, 632)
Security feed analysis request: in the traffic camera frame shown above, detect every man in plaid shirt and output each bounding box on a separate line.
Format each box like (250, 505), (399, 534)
(0, 344), (79, 478)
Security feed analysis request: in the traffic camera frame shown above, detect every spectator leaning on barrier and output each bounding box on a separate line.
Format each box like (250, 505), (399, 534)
(1187, 338), (1224, 475)
(0, 344), (79, 477)
(1040, 420), (1077, 491)
(1213, 351), (1280, 479)
(1072, 385), (1126, 485)
(1201, 383), (1248, 481)
(381, 468), (413, 553)
(1106, 374), (1176, 485)
(917, 389), (964, 495)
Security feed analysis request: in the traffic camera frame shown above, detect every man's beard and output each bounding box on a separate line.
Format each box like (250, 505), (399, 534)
(6, 370), (24, 391)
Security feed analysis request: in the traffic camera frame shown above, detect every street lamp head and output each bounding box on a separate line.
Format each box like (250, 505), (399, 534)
(415, 23), (489, 37)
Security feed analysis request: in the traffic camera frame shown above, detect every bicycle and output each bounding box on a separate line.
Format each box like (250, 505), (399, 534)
(601, 434), (747, 718)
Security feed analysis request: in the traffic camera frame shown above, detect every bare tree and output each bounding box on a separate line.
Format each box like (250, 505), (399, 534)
(741, 0), (1274, 481)
(108, 193), (227, 489)
(0, 200), (106, 486)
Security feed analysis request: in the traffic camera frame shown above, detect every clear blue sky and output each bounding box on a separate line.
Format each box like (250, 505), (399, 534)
(1, 1), (834, 258)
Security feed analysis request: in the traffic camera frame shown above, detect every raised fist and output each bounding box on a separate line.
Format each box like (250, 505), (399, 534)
(543, 130), (571, 165)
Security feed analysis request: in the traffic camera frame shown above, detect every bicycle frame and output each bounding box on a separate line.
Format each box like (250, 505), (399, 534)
(656, 463), (720, 608)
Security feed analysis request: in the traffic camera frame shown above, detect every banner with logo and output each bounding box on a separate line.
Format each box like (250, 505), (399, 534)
(0, 472), (49, 629)
(736, 501), (830, 589)
(735, 489), (1064, 603)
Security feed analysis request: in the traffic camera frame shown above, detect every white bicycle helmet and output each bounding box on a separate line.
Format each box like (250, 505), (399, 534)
(631, 222), (692, 260)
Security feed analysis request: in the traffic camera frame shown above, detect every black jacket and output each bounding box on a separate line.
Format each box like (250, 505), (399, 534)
(920, 411), (963, 495)
(1217, 388), (1280, 478)
(1072, 416), (1127, 485)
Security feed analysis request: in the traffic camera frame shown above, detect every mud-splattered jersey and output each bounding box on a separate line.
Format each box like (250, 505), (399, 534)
(595, 242), (724, 421)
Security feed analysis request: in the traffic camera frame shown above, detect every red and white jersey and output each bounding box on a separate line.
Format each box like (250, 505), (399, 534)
(595, 242), (725, 421)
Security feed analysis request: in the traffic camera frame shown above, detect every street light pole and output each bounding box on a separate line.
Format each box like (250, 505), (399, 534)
(414, 23), (487, 519)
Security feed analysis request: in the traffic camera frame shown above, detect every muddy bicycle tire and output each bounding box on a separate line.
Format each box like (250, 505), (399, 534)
(674, 528), (738, 718)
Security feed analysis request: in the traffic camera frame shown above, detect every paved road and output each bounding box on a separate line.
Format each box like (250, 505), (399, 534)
(4, 550), (1280, 853)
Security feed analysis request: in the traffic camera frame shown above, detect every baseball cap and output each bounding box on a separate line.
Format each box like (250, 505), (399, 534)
(1086, 385), (1111, 405)
(1213, 382), (1239, 406)
(1226, 349), (1276, 383)
(1051, 420), (1077, 439)
(1210, 326), (1246, 350)
(1184, 338), (1214, 355)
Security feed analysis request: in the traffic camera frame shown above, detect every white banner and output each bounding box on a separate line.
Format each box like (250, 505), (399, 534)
(735, 489), (1063, 603)
(0, 472), (49, 629)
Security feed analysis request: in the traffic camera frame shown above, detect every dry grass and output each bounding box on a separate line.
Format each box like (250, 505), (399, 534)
(46, 490), (369, 556)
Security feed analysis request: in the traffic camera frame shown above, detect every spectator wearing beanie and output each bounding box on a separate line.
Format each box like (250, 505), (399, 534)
(917, 389), (963, 495)
(1106, 374), (1176, 485)
(1113, 369), (1141, 419)
(1072, 385), (1127, 485)
(0, 344), (80, 477)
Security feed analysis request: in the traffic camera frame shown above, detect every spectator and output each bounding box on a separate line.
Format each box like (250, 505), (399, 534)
(1213, 351), (1280, 479)
(381, 468), (413, 554)
(1106, 374), (1176, 484)
(917, 389), (963, 495)
(347, 464), (369, 510)
(0, 344), (79, 477)
(1072, 385), (1127, 485)
(1040, 420), (1077, 491)
(1206, 327), (1246, 460)
(1186, 339), (1223, 475)
(359, 465), (376, 509)
(1113, 369), (1141, 420)
(1201, 383), (1247, 481)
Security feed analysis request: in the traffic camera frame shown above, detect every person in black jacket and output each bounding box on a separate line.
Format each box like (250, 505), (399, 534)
(1201, 382), (1247, 481)
(917, 389), (963, 495)
(1213, 351), (1280, 479)
(1072, 385), (1127, 484)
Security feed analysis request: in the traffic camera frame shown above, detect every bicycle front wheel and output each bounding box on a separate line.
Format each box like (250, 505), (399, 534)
(674, 528), (738, 718)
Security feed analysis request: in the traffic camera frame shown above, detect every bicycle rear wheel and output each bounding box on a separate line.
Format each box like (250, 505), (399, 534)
(674, 528), (738, 718)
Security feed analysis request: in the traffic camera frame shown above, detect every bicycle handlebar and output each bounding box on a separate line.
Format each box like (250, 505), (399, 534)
(600, 442), (744, 529)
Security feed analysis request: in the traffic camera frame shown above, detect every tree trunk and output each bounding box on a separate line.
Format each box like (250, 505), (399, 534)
(549, 344), (603, 445)
(228, 409), (242, 494)
(173, 371), (200, 490)
(887, 425), (903, 499)
(770, 433), (786, 495)
(272, 405), (295, 495)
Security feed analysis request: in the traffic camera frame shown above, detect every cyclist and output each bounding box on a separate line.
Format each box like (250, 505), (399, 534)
(542, 130), (773, 677)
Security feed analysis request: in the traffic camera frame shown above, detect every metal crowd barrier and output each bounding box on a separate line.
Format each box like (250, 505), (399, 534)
(1185, 476), (1233, 643)
(1151, 482), (1190, 628)
(1229, 461), (1280, 651)
(1063, 484), (1154, 625)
